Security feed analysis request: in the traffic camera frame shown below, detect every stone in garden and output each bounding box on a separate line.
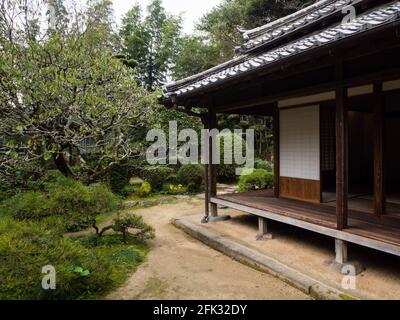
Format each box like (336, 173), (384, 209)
(175, 195), (191, 201)
(124, 201), (138, 208)
(156, 198), (170, 204)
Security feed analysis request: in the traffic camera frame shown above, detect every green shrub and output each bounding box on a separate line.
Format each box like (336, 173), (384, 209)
(161, 183), (187, 195)
(187, 182), (202, 194)
(107, 164), (131, 195)
(0, 218), (114, 300)
(0, 161), (46, 201)
(238, 169), (274, 192)
(137, 182), (152, 198)
(121, 184), (137, 197)
(1, 173), (121, 232)
(176, 164), (204, 186)
(218, 132), (246, 182)
(1, 191), (55, 220)
(112, 214), (155, 242)
(139, 166), (174, 190)
(254, 159), (273, 172)
(0, 217), (148, 300)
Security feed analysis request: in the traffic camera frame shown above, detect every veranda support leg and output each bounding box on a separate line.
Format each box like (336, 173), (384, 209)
(335, 239), (348, 264)
(256, 217), (273, 240)
(328, 239), (364, 275)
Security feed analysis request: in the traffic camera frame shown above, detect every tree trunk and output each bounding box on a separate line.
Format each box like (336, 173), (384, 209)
(53, 152), (73, 177)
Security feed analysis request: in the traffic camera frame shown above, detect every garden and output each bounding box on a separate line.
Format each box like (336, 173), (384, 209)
(0, 0), (284, 300)
(0, 151), (274, 299)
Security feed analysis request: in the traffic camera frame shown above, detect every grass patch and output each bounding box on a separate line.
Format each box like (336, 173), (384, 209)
(339, 294), (357, 301)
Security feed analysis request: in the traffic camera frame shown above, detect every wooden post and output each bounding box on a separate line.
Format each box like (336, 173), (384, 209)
(335, 239), (348, 264)
(201, 112), (210, 223)
(373, 83), (386, 217)
(273, 105), (280, 198)
(336, 86), (349, 230)
(257, 217), (273, 240)
(203, 163), (210, 222)
(208, 109), (218, 217)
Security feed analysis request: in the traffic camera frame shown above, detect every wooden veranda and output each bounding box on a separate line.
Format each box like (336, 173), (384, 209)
(212, 190), (400, 256)
(161, 1), (400, 262)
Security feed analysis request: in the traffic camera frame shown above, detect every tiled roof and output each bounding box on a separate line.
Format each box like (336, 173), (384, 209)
(163, 1), (400, 100)
(239, 0), (362, 54)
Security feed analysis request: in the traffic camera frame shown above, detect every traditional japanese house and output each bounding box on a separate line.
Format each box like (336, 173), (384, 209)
(160, 0), (400, 264)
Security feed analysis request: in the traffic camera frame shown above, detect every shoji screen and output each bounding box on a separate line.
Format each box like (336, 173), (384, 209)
(279, 105), (321, 202)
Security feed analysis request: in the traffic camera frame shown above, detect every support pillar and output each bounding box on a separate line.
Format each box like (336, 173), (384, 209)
(207, 108), (230, 223)
(202, 163), (210, 223)
(335, 239), (348, 264)
(373, 83), (386, 217)
(208, 109), (218, 218)
(273, 105), (280, 198)
(336, 86), (349, 230)
(256, 217), (273, 240)
(327, 239), (364, 275)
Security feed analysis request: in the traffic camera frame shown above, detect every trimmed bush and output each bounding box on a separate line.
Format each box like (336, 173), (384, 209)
(137, 182), (152, 198)
(187, 182), (201, 194)
(238, 169), (274, 192)
(254, 159), (273, 172)
(0, 217), (147, 300)
(161, 183), (187, 195)
(107, 164), (131, 195)
(113, 214), (155, 242)
(139, 166), (174, 190)
(218, 132), (246, 182)
(176, 164), (204, 187)
(0, 218), (113, 300)
(0, 173), (121, 232)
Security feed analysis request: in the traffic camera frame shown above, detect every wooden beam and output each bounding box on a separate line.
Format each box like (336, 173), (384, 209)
(373, 83), (386, 217)
(273, 105), (280, 198)
(336, 85), (349, 231)
(208, 109), (218, 217)
(215, 66), (400, 113)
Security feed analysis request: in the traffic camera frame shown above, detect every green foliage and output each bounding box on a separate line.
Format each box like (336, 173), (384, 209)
(120, 0), (182, 90)
(0, 191), (55, 221)
(254, 159), (273, 172)
(197, 0), (313, 60)
(218, 132), (246, 182)
(0, 218), (111, 300)
(238, 169), (274, 192)
(139, 166), (174, 190)
(137, 182), (152, 198)
(113, 213), (155, 242)
(162, 183), (187, 195)
(1, 173), (121, 232)
(121, 184), (138, 198)
(176, 164), (204, 187)
(187, 183), (201, 194)
(173, 35), (221, 79)
(107, 164), (131, 195)
(0, 24), (156, 183)
(0, 217), (147, 300)
(176, 164), (205, 193)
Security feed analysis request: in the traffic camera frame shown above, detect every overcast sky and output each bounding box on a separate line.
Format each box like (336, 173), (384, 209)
(112, 0), (223, 34)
